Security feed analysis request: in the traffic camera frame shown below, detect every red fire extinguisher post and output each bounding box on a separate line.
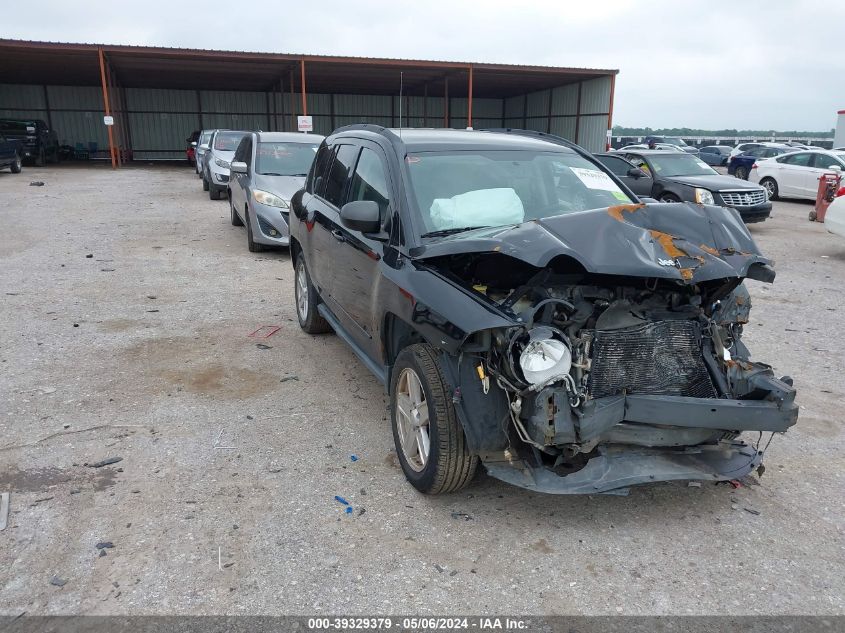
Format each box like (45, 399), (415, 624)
(811, 171), (843, 222)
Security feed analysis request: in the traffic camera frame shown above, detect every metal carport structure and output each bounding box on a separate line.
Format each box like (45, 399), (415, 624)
(0, 39), (618, 167)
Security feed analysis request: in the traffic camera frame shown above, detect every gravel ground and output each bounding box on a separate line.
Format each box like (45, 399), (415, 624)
(0, 163), (843, 616)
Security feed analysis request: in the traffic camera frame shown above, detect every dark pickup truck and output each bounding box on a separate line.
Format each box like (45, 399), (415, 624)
(0, 131), (23, 173)
(0, 118), (59, 165)
(288, 125), (797, 496)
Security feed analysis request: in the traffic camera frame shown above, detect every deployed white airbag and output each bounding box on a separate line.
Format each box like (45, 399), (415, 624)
(429, 188), (525, 230)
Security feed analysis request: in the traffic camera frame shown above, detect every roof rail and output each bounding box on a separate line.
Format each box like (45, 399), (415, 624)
(479, 127), (594, 159)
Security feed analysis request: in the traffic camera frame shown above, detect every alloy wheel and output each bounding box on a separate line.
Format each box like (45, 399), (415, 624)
(295, 260), (309, 322)
(395, 368), (431, 472)
(762, 180), (776, 199)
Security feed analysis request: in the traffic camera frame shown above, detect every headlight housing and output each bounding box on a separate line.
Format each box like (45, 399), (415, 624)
(694, 188), (715, 205)
(517, 327), (572, 386)
(214, 158), (230, 169)
(252, 189), (289, 208)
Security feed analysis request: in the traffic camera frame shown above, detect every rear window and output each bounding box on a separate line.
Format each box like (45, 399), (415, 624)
(0, 120), (35, 133)
(256, 142), (319, 176)
(214, 132), (245, 151)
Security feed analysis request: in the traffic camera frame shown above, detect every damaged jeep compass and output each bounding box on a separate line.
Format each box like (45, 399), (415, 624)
(289, 126), (798, 495)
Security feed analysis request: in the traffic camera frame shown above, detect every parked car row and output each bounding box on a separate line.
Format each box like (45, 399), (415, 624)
(184, 125), (804, 496)
(189, 128), (324, 251)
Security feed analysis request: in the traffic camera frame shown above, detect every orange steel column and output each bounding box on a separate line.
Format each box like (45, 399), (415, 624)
(98, 47), (117, 169)
(467, 65), (473, 129)
(300, 59), (307, 116)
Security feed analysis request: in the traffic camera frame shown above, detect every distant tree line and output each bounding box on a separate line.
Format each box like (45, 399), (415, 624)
(613, 126), (835, 138)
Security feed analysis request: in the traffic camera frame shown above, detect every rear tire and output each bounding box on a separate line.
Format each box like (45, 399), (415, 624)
(294, 253), (332, 334)
(10, 152), (22, 173)
(391, 343), (478, 495)
(735, 166), (748, 180)
(760, 177), (779, 201)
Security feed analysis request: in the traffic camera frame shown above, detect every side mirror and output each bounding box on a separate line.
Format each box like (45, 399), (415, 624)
(628, 167), (649, 179)
(191, 141), (197, 147)
(828, 165), (842, 172)
(200, 143), (210, 151)
(340, 200), (380, 233)
(230, 161), (248, 174)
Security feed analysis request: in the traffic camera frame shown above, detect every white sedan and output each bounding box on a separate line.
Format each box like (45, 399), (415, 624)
(749, 149), (845, 200)
(825, 193), (845, 238)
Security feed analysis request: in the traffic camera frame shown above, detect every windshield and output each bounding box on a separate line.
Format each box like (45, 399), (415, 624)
(0, 120), (35, 133)
(199, 132), (213, 145)
(406, 150), (635, 238)
(256, 142), (319, 176)
(646, 153), (717, 177)
(663, 137), (690, 147)
(214, 132), (245, 151)
(833, 152), (845, 163)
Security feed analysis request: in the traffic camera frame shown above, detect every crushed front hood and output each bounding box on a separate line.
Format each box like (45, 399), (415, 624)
(412, 202), (773, 284)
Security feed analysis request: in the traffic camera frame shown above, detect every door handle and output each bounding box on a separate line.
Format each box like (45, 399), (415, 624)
(330, 228), (346, 242)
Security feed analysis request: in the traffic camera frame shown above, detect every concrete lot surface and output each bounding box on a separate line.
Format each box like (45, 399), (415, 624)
(0, 164), (843, 615)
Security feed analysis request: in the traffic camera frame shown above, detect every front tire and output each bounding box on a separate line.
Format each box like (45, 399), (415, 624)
(35, 147), (45, 167)
(294, 253), (332, 334)
(391, 344), (478, 495)
(202, 175), (209, 191)
(245, 209), (264, 252)
(230, 197), (243, 226)
(10, 152), (22, 173)
(760, 177), (779, 201)
(735, 166), (748, 180)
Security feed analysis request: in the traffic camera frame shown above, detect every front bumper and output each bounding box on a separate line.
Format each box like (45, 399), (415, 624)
(208, 161), (231, 185)
(484, 441), (763, 494)
(735, 202), (771, 223)
(483, 375), (797, 494)
(251, 203), (291, 246)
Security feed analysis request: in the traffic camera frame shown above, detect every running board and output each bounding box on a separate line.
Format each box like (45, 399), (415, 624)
(317, 304), (387, 385)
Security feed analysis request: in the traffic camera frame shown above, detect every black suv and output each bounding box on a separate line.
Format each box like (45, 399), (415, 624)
(0, 119), (59, 165)
(290, 126), (797, 496)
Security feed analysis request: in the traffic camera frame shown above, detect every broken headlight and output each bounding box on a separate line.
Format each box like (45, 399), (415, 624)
(519, 328), (572, 386)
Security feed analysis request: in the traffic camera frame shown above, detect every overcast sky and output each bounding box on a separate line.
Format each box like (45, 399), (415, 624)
(3, 0), (842, 131)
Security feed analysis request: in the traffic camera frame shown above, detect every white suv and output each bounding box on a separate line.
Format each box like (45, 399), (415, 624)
(750, 149), (845, 201)
(202, 130), (248, 200)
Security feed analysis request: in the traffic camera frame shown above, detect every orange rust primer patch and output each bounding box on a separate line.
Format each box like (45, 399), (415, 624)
(649, 230), (706, 281)
(607, 203), (645, 222)
(699, 244), (720, 256)
(649, 230), (687, 259)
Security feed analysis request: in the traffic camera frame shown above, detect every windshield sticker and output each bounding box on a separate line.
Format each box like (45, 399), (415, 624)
(611, 190), (629, 201)
(569, 167), (624, 193)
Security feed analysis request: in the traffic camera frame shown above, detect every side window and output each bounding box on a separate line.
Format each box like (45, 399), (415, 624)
(811, 153), (842, 169)
(233, 137), (249, 163)
(781, 152), (812, 167)
(307, 144), (333, 195)
(598, 156), (631, 177)
(323, 144), (360, 208)
(626, 155), (650, 174)
(349, 147), (390, 219)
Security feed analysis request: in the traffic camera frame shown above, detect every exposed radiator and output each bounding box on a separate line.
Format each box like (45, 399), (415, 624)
(587, 320), (718, 399)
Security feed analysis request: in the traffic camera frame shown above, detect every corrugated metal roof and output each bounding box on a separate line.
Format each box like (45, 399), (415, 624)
(0, 38), (617, 74)
(0, 39), (617, 97)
